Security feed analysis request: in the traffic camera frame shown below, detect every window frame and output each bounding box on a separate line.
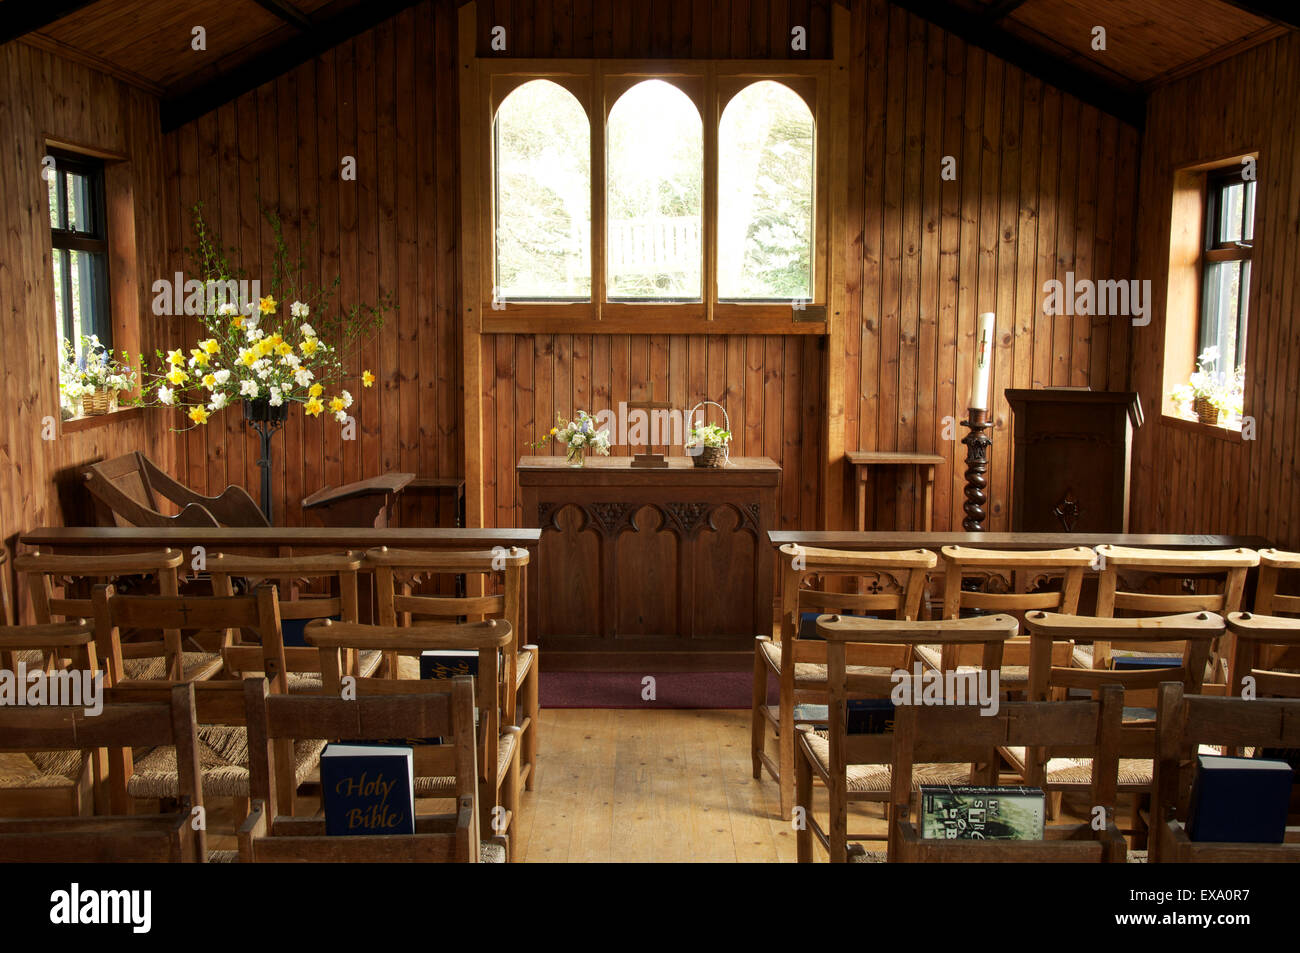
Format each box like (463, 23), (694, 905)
(47, 147), (113, 352)
(469, 58), (835, 335)
(1197, 165), (1254, 374)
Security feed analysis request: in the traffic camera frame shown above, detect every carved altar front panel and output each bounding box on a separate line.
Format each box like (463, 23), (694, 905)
(519, 456), (781, 667)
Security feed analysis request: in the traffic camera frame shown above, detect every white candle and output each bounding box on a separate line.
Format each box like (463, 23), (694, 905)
(969, 312), (995, 411)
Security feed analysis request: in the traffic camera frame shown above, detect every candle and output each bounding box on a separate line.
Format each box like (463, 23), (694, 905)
(969, 312), (995, 411)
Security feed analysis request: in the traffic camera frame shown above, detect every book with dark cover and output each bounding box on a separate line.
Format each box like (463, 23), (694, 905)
(920, 785), (1046, 840)
(1111, 654), (1182, 670)
(321, 743), (415, 836)
(281, 613), (341, 648)
(797, 612), (878, 639)
(420, 649), (478, 680)
(791, 700), (894, 734)
(1187, 754), (1292, 843)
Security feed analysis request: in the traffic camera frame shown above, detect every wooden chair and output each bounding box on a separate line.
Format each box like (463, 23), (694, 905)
(305, 617), (521, 852)
(753, 543), (936, 820)
(91, 583), (315, 822)
(208, 551), (378, 691)
(1226, 612), (1300, 699)
(83, 451), (268, 528)
(1150, 682), (1300, 862)
(238, 675), (497, 862)
(1245, 548), (1300, 671)
(793, 613), (1016, 862)
(924, 545), (1094, 690)
(15, 549), (221, 682)
(364, 546), (538, 791)
(1023, 610), (1222, 843)
(1089, 545), (1258, 689)
(0, 682), (206, 862)
(888, 685), (1127, 863)
(0, 620), (102, 816)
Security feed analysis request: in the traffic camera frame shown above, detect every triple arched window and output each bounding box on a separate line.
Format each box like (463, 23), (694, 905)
(482, 67), (826, 331)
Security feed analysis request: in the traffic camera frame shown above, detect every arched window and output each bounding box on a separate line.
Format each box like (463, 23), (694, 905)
(494, 80), (591, 300)
(606, 80), (703, 301)
(717, 81), (814, 301)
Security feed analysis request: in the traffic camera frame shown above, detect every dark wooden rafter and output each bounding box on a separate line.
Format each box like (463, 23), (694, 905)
(249, 0), (313, 31)
(0, 0), (103, 45)
(887, 0), (1145, 128)
(1217, 1), (1300, 31)
(160, 0), (425, 131)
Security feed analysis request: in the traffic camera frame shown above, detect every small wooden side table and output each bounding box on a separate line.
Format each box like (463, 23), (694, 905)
(846, 451), (945, 532)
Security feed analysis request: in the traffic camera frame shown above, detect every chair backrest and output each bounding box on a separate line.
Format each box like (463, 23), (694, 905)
(305, 617), (514, 806)
(812, 614), (1017, 804)
(1252, 549), (1300, 616)
(1226, 612), (1300, 699)
(888, 685), (1126, 862)
(365, 546), (529, 719)
(1091, 546), (1256, 676)
(0, 619), (98, 678)
(16, 550), (186, 677)
(239, 675), (480, 862)
(1151, 682), (1300, 862)
(0, 682), (205, 862)
(209, 551), (363, 679)
(92, 583), (287, 692)
(939, 546), (1093, 620)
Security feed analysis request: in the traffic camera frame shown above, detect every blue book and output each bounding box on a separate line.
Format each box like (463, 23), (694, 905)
(420, 649), (478, 680)
(320, 743), (415, 836)
(1187, 755), (1292, 843)
(281, 613), (340, 648)
(798, 612), (879, 639)
(1112, 655), (1182, 670)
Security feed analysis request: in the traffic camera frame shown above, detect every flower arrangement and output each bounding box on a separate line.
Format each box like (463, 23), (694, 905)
(686, 423), (731, 449)
(531, 410), (611, 466)
(1170, 347), (1244, 426)
(139, 204), (389, 428)
(60, 335), (138, 417)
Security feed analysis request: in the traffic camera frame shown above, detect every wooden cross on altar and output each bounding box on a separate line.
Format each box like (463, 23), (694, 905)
(628, 384), (670, 468)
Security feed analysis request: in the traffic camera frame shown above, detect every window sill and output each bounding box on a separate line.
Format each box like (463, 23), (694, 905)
(60, 405), (144, 435)
(1160, 413), (1244, 444)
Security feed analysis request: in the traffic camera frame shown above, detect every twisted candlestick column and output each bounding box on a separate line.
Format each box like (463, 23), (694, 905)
(961, 408), (992, 532)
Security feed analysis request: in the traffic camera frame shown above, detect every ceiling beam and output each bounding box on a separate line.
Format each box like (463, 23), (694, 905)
(160, 0), (424, 132)
(1216, 1), (1300, 31)
(984, 0), (1032, 20)
(887, 0), (1145, 128)
(249, 0), (313, 31)
(0, 0), (103, 46)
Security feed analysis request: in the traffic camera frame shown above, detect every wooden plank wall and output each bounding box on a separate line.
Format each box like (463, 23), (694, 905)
(0, 41), (173, 620)
(161, 2), (463, 528)
(155, 0), (1139, 532)
(1129, 31), (1300, 548)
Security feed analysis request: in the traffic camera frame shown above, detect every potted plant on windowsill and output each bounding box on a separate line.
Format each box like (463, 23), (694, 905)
(1170, 347), (1244, 428)
(60, 335), (137, 418)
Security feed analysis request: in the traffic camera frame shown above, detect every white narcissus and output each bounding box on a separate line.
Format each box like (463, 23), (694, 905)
(268, 387), (284, 407)
(158, 385), (174, 405)
(240, 380), (259, 398)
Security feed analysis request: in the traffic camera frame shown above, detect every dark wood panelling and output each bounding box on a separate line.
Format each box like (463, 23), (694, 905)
(0, 41), (174, 620)
(1130, 31), (1300, 549)
(161, 2), (464, 526)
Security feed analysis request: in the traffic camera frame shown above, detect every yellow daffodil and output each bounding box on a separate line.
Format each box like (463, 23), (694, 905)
(259, 295), (277, 315)
(188, 406), (210, 425)
(550, 426), (558, 435)
(239, 350), (258, 367)
(190, 348), (210, 367)
(300, 338), (319, 357)
(304, 397), (324, 417)
(329, 396), (345, 414)
(202, 374), (217, 389)
(275, 341), (293, 357)
(257, 338), (275, 357)
(165, 368), (188, 386)
(166, 349), (185, 366)
(201, 338), (220, 354)
(362, 370), (375, 388)
(269, 333), (283, 347)
(308, 383), (324, 398)
(231, 315), (245, 328)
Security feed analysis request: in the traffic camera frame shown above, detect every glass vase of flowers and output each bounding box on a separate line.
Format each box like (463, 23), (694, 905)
(531, 410), (611, 467)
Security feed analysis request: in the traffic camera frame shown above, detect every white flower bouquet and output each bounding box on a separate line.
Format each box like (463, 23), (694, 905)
(60, 335), (137, 417)
(1170, 347), (1243, 426)
(532, 410), (611, 466)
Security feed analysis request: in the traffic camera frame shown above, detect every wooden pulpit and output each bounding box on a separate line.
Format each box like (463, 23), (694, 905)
(1006, 390), (1142, 534)
(301, 473), (414, 528)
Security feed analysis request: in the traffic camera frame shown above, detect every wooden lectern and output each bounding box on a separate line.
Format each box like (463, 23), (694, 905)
(1005, 390), (1142, 533)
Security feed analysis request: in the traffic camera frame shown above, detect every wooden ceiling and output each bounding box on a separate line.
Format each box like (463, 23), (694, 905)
(1, 0), (1294, 129)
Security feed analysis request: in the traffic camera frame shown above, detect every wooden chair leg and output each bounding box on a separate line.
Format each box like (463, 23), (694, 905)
(751, 644), (767, 780)
(1048, 790), (1063, 820)
(1130, 793), (1149, 850)
(778, 674), (795, 820)
(522, 649), (539, 792)
(796, 741), (813, 863)
(829, 779), (848, 864)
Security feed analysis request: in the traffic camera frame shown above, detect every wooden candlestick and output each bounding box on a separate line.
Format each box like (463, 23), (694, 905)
(961, 407), (992, 532)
